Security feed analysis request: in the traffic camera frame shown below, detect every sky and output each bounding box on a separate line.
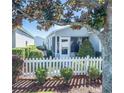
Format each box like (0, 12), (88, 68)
(22, 20), (66, 39)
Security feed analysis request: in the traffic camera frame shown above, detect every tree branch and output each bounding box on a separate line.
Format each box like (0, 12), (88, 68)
(17, 8), (87, 26)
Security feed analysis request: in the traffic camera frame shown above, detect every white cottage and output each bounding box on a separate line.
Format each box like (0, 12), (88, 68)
(12, 27), (34, 48)
(46, 26), (102, 58)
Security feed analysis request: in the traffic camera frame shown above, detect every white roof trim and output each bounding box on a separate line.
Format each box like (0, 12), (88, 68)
(14, 26), (34, 38)
(46, 25), (71, 38)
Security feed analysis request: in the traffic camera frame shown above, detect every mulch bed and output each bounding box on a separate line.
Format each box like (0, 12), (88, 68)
(12, 75), (102, 93)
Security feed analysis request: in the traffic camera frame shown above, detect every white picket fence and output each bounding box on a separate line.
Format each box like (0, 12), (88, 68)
(22, 56), (102, 78)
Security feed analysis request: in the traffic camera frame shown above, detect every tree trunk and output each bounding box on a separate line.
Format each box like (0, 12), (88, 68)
(98, 3), (112, 93)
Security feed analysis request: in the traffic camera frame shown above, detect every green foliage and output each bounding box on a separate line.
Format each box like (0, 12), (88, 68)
(12, 48), (25, 58)
(12, 45), (44, 58)
(13, 0), (107, 30)
(23, 45), (37, 58)
(88, 5), (107, 30)
(46, 50), (52, 58)
(29, 50), (43, 58)
(35, 68), (47, 84)
(37, 45), (47, 51)
(95, 51), (102, 57)
(60, 68), (73, 83)
(28, 45), (37, 50)
(12, 55), (24, 83)
(89, 66), (100, 80)
(22, 47), (30, 58)
(77, 39), (94, 57)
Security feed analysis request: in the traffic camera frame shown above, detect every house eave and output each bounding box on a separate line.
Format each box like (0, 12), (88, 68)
(14, 26), (34, 39)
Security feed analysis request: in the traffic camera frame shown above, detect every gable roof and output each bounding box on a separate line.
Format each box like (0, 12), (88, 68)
(13, 26), (34, 38)
(46, 25), (99, 38)
(46, 25), (70, 37)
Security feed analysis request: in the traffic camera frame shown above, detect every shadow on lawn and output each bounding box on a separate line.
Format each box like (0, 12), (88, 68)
(12, 75), (102, 93)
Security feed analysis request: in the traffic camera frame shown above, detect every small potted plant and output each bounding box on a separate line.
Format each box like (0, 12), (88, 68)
(35, 68), (47, 85)
(60, 68), (73, 85)
(88, 66), (101, 84)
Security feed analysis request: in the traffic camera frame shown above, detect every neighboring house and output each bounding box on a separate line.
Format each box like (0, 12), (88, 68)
(12, 27), (34, 48)
(46, 26), (102, 58)
(34, 36), (45, 47)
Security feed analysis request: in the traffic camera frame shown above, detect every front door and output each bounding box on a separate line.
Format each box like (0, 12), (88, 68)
(60, 37), (70, 58)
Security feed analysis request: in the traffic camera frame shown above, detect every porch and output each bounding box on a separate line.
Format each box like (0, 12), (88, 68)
(46, 27), (102, 58)
(47, 36), (102, 58)
(48, 36), (89, 58)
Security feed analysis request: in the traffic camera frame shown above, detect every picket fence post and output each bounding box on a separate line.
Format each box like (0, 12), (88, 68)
(22, 56), (102, 77)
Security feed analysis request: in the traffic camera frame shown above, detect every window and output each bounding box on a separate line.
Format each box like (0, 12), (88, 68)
(62, 47), (68, 54)
(62, 39), (68, 42)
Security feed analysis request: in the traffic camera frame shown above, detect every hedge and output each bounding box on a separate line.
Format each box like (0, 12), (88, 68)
(28, 45), (36, 50)
(29, 50), (43, 58)
(46, 50), (52, 58)
(22, 47), (30, 58)
(12, 45), (44, 59)
(12, 48), (25, 58)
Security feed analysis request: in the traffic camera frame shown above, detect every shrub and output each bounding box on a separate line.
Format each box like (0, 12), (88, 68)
(60, 68), (73, 83)
(28, 45), (36, 50)
(46, 50), (52, 58)
(12, 55), (24, 83)
(24, 45), (37, 58)
(35, 68), (47, 84)
(95, 51), (102, 57)
(12, 48), (25, 58)
(89, 66), (100, 80)
(21, 47), (30, 58)
(37, 45), (47, 51)
(29, 50), (43, 58)
(12, 45), (44, 59)
(37, 46), (44, 50)
(77, 39), (94, 57)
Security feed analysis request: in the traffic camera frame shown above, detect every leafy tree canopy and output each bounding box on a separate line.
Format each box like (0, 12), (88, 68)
(12, 0), (109, 31)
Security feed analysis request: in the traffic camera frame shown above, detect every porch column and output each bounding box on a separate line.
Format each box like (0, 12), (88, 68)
(59, 36), (61, 57)
(55, 36), (57, 57)
(68, 37), (70, 57)
(99, 39), (102, 52)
